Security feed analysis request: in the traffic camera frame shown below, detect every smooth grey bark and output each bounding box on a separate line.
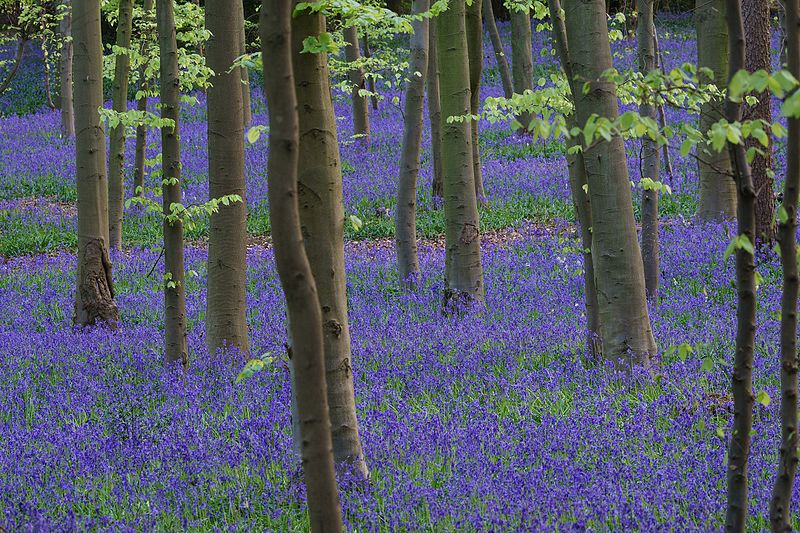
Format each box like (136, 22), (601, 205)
(439, 0), (485, 309)
(206, 0), (250, 358)
(770, 2), (800, 527)
(292, 8), (369, 478)
(59, 0), (74, 138)
(563, 0), (656, 366)
(156, 0), (188, 368)
(108, 0), (135, 250)
(548, 0), (601, 359)
(133, 0), (154, 198)
(73, 0), (119, 328)
(483, 0), (513, 98)
(344, 25), (370, 145)
(466, 0), (485, 201)
(743, 0), (776, 243)
(696, 0), (737, 221)
(638, 0), (659, 299)
(510, 9), (534, 133)
(724, 0), (757, 529)
(428, 17), (444, 199)
(395, 0), (430, 284)
(261, 0), (344, 527)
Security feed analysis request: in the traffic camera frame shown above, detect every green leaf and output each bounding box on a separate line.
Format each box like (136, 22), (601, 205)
(235, 358), (267, 384)
(701, 357), (715, 372)
(349, 214), (363, 231)
(756, 390), (771, 407)
(778, 206), (789, 224)
(246, 126), (261, 144)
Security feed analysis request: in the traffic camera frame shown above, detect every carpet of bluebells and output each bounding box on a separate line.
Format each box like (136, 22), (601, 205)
(1, 14), (799, 531)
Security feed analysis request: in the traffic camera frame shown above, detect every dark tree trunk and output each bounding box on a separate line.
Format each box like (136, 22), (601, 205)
(770, 1), (800, 528)
(156, 0), (188, 368)
(427, 17), (444, 199)
(239, 3), (252, 128)
(439, 0), (485, 309)
(344, 25), (370, 146)
(395, 0), (430, 285)
(484, 0), (513, 98)
(73, 0), (119, 328)
(133, 0), (154, 197)
(362, 33), (378, 110)
(59, 1), (74, 138)
(548, 0), (601, 358)
(724, 0), (758, 529)
(0, 38), (25, 95)
(743, 0), (776, 243)
(638, 0), (660, 299)
(510, 10), (534, 133)
(261, 0), (344, 527)
(108, 0), (135, 250)
(206, 0), (250, 358)
(563, 0), (657, 366)
(292, 8), (369, 478)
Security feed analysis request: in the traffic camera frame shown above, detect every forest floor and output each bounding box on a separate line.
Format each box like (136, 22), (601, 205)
(1, 16), (798, 531)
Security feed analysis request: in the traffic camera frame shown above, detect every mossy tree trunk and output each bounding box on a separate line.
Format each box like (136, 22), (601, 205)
(107, 0), (134, 250)
(73, 0), (119, 328)
(395, 0), (430, 285)
(696, 0), (737, 221)
(292, 7), (368, 478)
(205, 0), (250, 358)
(563, 0), (656, 366)
(133, 0), (154, 197)
(156, 0), (188, 368)
(427, 17), (444, 199)
(261, 0), (344, 527)
(439, 0), (484, 309)
(466, 0), (484, 201)
(59, 0), (74, 138)
(239, 3), (252, 128)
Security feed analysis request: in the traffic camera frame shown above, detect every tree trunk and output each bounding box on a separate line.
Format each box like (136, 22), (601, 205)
(261, 2), (344, 527)
(239, 3), (252, 128)
(427, 17), (444, 199)
(510, 10), (534, 133)
(108, 0), (135, 251)
(439, 0), (485, 310)
(42, 37), (56, 110)
(73, 0), (119, 328)
(696, 0), (737, 221)
(770, 2), (800, 527)
(548, 0), (601, 359)
(483, 0), (513, 98)
(563, 0), (656, 367)
(344, 25), (370, 146)
(0, 38), (25, 96)
(724, 0), (757, 529)
(638, 0), (659, 299)
(156, 0), (188, 368)
(395, 0), (429, 285)
(362, 34), (379, 110)
(466, 0), (485, 201)
(292, 8), (369, 478)
(133, 0), (154, 197)
(60, 1), (75, 138)
(206, 0), (250, 358)
(743, 0), (776, 243)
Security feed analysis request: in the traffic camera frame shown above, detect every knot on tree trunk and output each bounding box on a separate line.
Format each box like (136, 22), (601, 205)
(74, 238), (119, 329)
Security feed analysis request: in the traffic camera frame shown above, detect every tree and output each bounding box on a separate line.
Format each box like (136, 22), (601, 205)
(395, 0), (430, 284)
(344, 25), (370, 145)
(239, 3), (252, 127)
(439, 0), (484, 309)
(292, 7), (368, 477)
(769, 0), (800, 525)
(548, 0), (601, 358)
(73, 0), (119, 327)
(510, 7), (534, 133)
(696, 0), (737, 221)
(427, 16), (444, 199)
(563, 0), (656, 366)
(466, 0), (484, 200)
(108, 0), (135, 250)
(724, 0), (757, 528)
(483, 0), (513, 99)
(260, 1), (345, 527)
(638, 0), (660, 299)
(156, 0), (188, 367)
(206, 0), (250, 358)
(133, 0), (154, 197)
(743, 0), (775, 242)
(59, 0), (74, 138)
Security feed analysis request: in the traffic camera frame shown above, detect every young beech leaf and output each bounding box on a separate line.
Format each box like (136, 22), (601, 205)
(756, 390), (771, 407)
(701, 357), (714, 372)
(349, 214), (363, 231)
